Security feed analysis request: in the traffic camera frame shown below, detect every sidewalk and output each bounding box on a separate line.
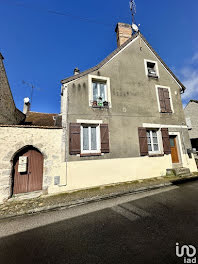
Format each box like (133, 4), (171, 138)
(0, 173), (198, 220)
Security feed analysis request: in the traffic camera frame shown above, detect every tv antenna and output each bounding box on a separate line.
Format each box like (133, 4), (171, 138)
(129, 0), (139, 33)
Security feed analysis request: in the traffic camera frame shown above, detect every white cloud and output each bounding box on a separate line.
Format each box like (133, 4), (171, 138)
(179, 52), (198, 102)
(192, 52), (198, 63)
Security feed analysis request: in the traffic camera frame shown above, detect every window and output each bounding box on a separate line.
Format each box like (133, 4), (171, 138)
(69, 122), (110, 156)
(146, 130), (160, 154)
(88, 75), (111, 108)
(81, 124), (100, 154)
(92, 81), (107, 107)
(144, 59), (159, 78)
(156, 86), (173, 113)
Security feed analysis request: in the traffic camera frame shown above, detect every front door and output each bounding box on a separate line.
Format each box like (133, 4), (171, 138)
(13, 148), (43, 194)
(170, 136), (179, 163)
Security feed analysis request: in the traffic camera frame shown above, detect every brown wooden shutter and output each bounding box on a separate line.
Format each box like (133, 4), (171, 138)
(100, 124), (109, 153)
(163, 89), (172, 113)
(161, 128), (171, 154)
(158, 88), (166, 113)
(69, 123), (81, 155)
(138, 128), (148, 156)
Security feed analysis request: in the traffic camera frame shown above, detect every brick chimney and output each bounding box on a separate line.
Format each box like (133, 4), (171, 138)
(115, 23), (132, 47)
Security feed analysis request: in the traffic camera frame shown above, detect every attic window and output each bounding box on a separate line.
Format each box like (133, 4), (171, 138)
(144, 59), (159, 78)
(88, 74), (112, 108)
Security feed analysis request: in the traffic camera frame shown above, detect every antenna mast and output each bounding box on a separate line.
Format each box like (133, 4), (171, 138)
(129, 0), (136, 25)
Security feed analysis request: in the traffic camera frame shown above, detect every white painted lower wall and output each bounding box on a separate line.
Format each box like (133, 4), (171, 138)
(48, 153), (196, 194)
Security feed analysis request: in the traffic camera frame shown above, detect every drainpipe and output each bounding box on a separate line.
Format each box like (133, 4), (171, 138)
(181, 122), (189, 166)
(59, 84), (68, 186)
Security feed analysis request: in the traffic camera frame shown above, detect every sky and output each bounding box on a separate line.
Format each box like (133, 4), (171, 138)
(0, 0), (198, 113)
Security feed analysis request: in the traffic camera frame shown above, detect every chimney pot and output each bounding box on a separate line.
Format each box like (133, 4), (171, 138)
(23, 97), (30, 115)
(74, 67), (80, 75)
(115, 23), (133, 47)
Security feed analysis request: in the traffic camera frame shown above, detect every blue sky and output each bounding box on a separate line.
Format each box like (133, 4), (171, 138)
(0, 0), (198, 113)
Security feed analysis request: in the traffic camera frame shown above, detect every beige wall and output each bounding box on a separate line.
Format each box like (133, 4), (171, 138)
(0, 126), (196, 203)
(48, 153), (197, 194)
(0, 126), (63, 203)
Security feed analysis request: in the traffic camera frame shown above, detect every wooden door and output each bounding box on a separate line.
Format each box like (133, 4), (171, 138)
(13, 148), (43, 194)
(170, 136), (179, 163)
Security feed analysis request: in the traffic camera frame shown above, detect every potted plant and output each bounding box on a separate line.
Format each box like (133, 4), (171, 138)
(92, 100), (97, 107)
(97, 97), (103, 107)
(103, 101), (109, 107)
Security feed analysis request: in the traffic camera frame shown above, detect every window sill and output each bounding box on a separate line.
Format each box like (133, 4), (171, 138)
(92, 105), (109, 109)
(148, 74), (159, 79)
(148, 154), (164, 157)
(80, 153), (102, 157)
(160, 111), (172, 114)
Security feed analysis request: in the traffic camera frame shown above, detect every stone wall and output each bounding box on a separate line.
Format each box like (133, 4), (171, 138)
(0, 54), (25, 125)
(0, 126), (63, 203)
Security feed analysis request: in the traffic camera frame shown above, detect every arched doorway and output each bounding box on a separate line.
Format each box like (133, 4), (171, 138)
(12, 146), (43, 195)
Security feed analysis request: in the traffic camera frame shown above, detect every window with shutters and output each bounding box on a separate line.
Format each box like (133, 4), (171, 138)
(146, 129), (161, 154)
(156, 85), (174, 113)
(88, 75), (111, 108)
(144, 59), (159, 78)
(70, 122), (110, 156)
(81, 125), (100, 154)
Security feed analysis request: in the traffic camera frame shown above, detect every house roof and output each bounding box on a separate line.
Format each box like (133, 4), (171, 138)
(190, 100), (198, 104)
(0, 53), (4, 60)
(61, 32), (186, 92)
(24, 112), (62, 127)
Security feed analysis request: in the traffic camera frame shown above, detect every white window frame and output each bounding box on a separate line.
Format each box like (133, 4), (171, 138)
(144, 59), (160, 78)
(146, 129), (162, 155)
(155, 85), (174, 113)
(93, 81), (107, 102)
(88, 74), (111, 108)
(81, 124), (101, 154)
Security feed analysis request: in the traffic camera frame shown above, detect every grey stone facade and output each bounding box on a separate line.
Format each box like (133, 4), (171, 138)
(184, 101), (198, 139)
(184, 100), (198, 154)
(61, 33), (192, 162)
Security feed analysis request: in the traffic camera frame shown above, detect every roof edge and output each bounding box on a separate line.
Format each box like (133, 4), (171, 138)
(61, 32), (186, 92)
(61, 32), (140, 84)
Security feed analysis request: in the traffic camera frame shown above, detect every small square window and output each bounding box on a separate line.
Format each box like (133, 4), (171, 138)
(144, 60), (159, 78)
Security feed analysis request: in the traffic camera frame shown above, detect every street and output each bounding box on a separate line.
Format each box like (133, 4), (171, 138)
(0, 181), (198, 264)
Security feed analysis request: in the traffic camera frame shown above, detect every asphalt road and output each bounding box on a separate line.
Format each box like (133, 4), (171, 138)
(0, 181), (198, 264)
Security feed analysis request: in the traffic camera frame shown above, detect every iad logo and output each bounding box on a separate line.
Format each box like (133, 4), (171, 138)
(176, 243), (196, 263)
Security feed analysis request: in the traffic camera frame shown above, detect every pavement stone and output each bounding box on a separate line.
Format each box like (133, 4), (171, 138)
(0, 173), (198, 219)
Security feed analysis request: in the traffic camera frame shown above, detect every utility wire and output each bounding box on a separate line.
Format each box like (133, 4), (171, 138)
(0, 0), (114, 27)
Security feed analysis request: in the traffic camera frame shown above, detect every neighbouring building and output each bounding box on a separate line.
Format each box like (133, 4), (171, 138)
(0, 53), (25, 124)
(184, 100), (198, 162)
(0, 53), (63, 203)
(0, 23), (197, 204)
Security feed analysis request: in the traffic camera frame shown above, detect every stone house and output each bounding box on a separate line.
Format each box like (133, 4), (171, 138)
(0, 22), (197, 204)
(59, 22), (197, 191)
(184, 100), (198, 161)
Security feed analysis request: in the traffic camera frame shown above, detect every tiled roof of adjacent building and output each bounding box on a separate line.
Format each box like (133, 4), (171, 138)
(24, 112), (62, 127)
(61, 32), (186, 92)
